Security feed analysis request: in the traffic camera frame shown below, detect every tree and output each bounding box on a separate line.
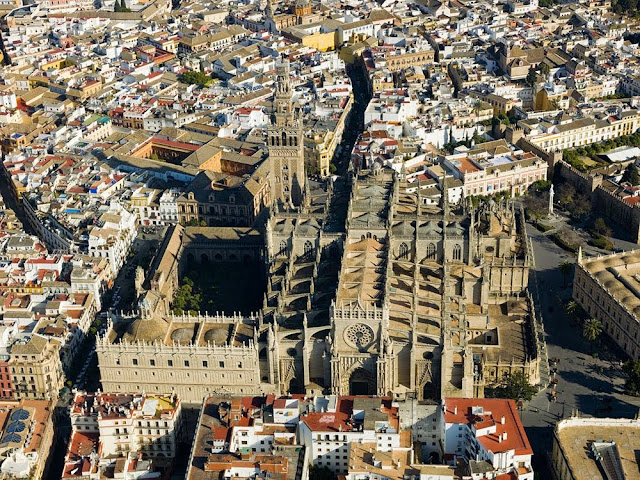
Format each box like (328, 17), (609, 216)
(524, 192), (548, 224)
(582, 318), (602, 350)
(593, 217), (612, 237)
(571, 193), (591, 220)
(180, 70), (211, 87)
(565, 300), (582, 320)
(558, 260), (573, 288)
(623, 359), (640, 396)
(492, 371), (537, 402)
(539, 62), (550, 76)
(525, 66), (537, 87)
(531, 179), (551, 192)
(622, 163), (640, 186)
(556, 182), (576, 208)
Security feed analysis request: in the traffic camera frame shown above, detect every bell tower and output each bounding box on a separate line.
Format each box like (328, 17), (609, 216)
(268, 58), (305, 207)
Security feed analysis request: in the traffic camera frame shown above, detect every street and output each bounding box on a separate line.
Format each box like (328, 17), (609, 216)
(523, 220), (640, 475)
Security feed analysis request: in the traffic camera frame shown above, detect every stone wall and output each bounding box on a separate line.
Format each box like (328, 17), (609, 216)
(555, 160), (602, 194)
(555, 160), (640, 243)
(592, 185), (640, 242)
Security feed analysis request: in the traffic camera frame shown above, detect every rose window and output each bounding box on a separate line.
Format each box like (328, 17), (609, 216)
(344, 323), (374, 348)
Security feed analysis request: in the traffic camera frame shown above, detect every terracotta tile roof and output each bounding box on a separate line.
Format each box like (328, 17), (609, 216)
(443, 398), (532, 456)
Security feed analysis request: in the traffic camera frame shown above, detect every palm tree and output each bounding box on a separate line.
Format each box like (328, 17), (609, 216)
(559, 260), (573, 288)
(583, 318), (603, 353)
(565, 300), (582, 323)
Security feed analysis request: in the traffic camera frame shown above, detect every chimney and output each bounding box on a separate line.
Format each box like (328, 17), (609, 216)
(501, 416), (505, 424)
(503, 432), (507, 441)
(454, 406), (457, 415)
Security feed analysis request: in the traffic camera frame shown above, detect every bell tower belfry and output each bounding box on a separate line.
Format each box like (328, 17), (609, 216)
(268, 58), (306, 207)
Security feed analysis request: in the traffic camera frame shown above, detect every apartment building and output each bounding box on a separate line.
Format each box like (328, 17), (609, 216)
(68, 391), (182, 459)
(440, 398), (534, 480)
(0, 399), (55, 479)
(186, 395), (307, 480)
(298, 396), (408, 475)
(88, 204), (137, 277)
(9, 334), (64, 400)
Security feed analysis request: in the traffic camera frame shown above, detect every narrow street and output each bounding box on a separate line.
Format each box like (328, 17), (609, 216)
(334, 63), (370, 175)
(0, 164), (33, 234)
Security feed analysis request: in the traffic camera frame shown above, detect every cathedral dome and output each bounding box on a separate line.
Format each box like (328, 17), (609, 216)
(122, 317), (169, 344)
(171, 327), (194, 345)
(204, 327), (229, 346)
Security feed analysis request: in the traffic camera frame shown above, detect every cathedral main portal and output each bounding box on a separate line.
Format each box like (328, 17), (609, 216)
(349, 368), (376, 395)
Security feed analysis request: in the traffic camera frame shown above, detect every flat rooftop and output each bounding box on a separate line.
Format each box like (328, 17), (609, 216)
(556, 418), (640, 479)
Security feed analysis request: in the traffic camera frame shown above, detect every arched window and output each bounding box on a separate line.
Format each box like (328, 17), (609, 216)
(282, 132), (286, 145)
(453, 244), (462, 261)
(427, 242), (436, 260)
(399, 242), (409, 260)
(279, 241), (287, 254)
(304, 240), (313, 257)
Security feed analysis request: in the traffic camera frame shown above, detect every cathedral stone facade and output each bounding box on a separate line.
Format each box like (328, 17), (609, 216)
(97, 65), (542, 404)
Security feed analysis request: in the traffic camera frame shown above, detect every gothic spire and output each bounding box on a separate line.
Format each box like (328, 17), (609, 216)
(440, 175), (449, 217)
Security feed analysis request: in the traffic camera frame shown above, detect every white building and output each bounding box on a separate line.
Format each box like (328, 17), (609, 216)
(298, 396), (407, 475)
(88, 204), (137, 277)
(440, 398), (534, 480)
(159, 189), (180, 224)
(69, 391), (182, 459)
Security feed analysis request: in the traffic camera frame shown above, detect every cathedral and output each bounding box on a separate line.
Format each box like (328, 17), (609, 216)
(96, 63), (543, 403)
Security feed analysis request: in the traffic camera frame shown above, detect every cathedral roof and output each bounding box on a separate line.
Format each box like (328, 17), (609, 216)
(351, 211), (386, 228)
(391, 221), (414, 236)
(418, 220), (442, 236)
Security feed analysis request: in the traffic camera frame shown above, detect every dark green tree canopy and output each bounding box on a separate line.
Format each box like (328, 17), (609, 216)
(622, 163), (640, 186)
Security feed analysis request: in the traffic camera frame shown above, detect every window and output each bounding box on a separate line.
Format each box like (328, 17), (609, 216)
(304, 240), (313, 257)
(132, 359), (138, 366)
(399, 242), (409, 260)
(426, 242), (436, 260)
(203, 361), (208, 368)
(184, 360), (190, 367)
(453, 244), (462, 261)
(219, 361), (224, 368)
(168, 360), (173, 367)
(150, 360), (155, 366)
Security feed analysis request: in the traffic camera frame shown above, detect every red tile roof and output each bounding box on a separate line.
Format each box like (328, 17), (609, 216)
(443, 398), (533, 456)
